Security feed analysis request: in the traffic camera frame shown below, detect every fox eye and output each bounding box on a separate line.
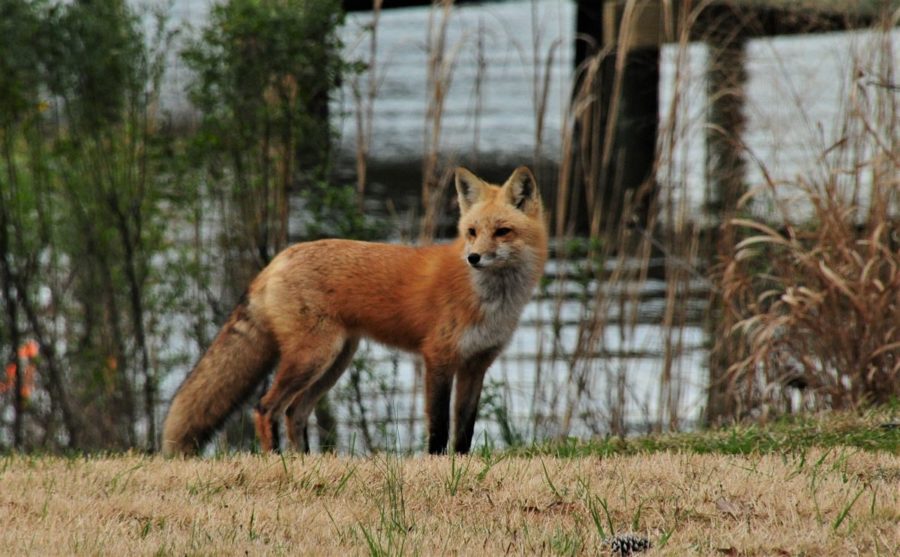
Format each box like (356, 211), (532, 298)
(467, 227), (477, 237)
(494, 227), (512, 237)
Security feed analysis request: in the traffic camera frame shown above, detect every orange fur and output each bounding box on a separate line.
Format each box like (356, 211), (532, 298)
(161, 166), (548, 456)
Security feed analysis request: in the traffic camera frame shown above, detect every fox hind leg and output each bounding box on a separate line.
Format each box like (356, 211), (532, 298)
(254, 328), (347, 452)
(284, 337), (359, 452)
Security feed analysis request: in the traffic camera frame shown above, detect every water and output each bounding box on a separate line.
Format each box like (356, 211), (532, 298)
(143, 0), (894, 451)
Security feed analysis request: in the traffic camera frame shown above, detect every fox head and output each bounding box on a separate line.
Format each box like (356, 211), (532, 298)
(455, 166), (547, 271)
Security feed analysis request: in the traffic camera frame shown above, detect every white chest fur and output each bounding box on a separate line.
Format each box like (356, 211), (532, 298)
(458, 264), (536, 360)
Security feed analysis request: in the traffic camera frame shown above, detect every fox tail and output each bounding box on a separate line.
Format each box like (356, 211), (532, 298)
(161, 300), (277, 456)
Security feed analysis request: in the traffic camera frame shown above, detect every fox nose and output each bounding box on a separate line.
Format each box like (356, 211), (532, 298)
(467, 253), (481, 266)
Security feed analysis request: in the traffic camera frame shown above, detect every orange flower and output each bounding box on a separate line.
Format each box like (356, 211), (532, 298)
(1, 363), (15, 393)
(18, 340), (39, 360)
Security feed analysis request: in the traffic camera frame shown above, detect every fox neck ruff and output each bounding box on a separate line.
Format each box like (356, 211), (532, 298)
(458, 248), (542, 359)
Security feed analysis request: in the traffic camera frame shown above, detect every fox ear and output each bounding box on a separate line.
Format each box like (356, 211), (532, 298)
(455, 167), (486, 213)
(504, 166), (539, 211)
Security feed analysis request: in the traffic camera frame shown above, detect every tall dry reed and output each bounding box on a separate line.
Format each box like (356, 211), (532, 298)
(538, 0), (706, 437)
(420, 0), (460, 243)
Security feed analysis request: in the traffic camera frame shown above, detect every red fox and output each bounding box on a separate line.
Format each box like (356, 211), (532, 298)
(162, 166), (548, 456)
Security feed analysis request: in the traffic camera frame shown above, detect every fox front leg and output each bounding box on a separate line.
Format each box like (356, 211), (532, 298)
(424, 363), (454, 454)
(453, 349), (497, 454)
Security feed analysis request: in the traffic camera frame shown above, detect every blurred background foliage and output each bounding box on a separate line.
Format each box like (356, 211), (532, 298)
(0, 0), (359, 452)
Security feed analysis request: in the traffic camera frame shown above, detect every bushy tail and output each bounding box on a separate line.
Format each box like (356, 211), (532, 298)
(162, 301), (277, 456)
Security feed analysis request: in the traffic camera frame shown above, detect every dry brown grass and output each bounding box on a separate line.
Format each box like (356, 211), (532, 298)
(1, 449), (897, 555)
(716, 18), (900, 418)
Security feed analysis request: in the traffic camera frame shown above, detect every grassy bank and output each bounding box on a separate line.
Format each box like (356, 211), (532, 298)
(520, 410), (900, 457)
(1, 414), (897, 556)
